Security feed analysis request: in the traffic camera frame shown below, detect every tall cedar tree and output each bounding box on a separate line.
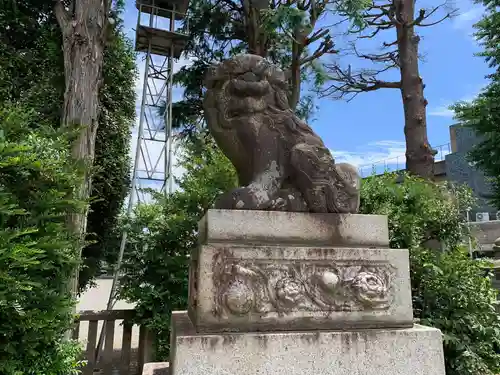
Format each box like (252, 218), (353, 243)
(320, 0), (456, 179)
(170, 0), (370, 139)
(54, 0), (112, 294)
(452, 0), (500, 208)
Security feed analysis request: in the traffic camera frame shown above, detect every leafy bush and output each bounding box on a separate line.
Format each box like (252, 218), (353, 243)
(0, 1), (136, 291)
(361, 173), (500, 375)
(118, 138), (236, 358)
(0, 106), (83, 374)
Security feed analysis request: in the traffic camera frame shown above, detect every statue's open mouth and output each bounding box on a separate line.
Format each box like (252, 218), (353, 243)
(228, 78), (270, 97)
(224, 96), (267, 119)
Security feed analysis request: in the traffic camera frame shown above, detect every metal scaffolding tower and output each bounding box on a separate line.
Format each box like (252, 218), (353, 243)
(132, 0), (190, 202)
(94, 0), (190, 364)
(109, 0), (189, 305)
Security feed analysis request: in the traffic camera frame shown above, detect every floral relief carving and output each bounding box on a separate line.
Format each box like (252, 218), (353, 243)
(212, 251), (395, 317)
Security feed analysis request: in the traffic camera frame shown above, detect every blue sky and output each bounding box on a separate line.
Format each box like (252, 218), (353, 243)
(123, 0), (490, 182)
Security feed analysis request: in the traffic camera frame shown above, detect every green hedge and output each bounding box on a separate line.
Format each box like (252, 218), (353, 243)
(361, 173), (500, 375)
(0, 106), (83, 374)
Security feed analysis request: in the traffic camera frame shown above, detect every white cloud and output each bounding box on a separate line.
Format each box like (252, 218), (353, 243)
(428, 87), (483, 118)
(333, 140), (451, 177)
(428, 106), (454, 118)
(452, 6), (483, 30)
(333, 141), (407, 175)
(451, 2), (485, 42)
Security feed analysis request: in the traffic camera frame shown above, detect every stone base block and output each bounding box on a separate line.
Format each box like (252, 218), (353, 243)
(170, 311), (446, 375)
(188, 244), (413, 332)
(198, 209), (390, 247)
(142, 362), (169, 375)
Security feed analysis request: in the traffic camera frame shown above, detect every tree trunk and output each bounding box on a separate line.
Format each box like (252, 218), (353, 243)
(55, 0), (107, 294)
(288, 39), (303, 110)
(242, 0), (268, 56)
(395, 0), (435, 179)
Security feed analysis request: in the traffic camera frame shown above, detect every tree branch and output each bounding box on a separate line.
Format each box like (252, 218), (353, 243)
(351, 43), (399, 66)
(299, 35), (337, 66)
(306, 28), (329, 45)
(320, 61), (401, 99)
(409, 4), (457, 27)
(383, 39), (399, 47)
(219, 0), (243, 12)
(54, 0), (71, 35)
(319, 76), (402, 101)
(419, 13), (454, 27)
(409, 8), (426, 27)
(358, 25), (384, 39)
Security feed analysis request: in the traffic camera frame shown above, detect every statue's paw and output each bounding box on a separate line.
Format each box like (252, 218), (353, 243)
(214, 190), (239, 210)
(269, 189), (309, 212)
(269, 197), (287, 210)
(214, 187), (272, 210)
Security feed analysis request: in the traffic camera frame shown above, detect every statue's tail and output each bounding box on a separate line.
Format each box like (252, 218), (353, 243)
(290, 144), (360, 214)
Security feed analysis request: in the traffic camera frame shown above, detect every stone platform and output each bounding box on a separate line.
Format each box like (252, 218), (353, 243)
(198, 209), (390, 247)
(161, 210), (446, 375)
(169, 311), (446, 375)
(189, 210), (413, 332)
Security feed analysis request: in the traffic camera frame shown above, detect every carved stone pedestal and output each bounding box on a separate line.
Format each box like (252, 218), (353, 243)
(189, 210), (414, 332)
(165, 210), (446, 375)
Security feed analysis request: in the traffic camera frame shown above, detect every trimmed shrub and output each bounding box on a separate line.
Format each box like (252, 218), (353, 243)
(0, 106), (83, 374)
(361, 173), (500, 375)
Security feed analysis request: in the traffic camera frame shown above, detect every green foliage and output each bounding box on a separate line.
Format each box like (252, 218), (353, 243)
(361, 173), (500, 375)
(473, 0), (500, 74)
(0, 0), (136, 289)
(451, 0), (500, 208)
(118, 138), (236, 358)
(334, 0), (372, 27)
(0, 105), (83, 375)
(360, 173), (474, 250)
(412, 248), (500, 375)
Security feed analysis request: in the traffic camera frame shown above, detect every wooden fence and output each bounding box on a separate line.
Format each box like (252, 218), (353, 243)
(74, 310), (153, 375)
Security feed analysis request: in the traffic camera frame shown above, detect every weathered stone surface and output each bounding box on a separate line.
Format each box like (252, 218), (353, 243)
(142, 362), (169, 375)
(188, 243), (413, 332)
(469, 220), (500, 251)
(169, 311), (446, 375)
(203, 54), (360, 214)
(199, 209), (390, 247)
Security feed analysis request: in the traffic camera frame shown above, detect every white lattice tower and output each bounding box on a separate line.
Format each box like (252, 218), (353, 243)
(132, 0), (189, 203)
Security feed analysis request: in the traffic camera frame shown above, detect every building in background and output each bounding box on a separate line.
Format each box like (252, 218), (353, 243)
(446, 124), (497, 221)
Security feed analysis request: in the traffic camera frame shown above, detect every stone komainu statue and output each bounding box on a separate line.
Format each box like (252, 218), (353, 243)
(203, 54), (360, 213)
